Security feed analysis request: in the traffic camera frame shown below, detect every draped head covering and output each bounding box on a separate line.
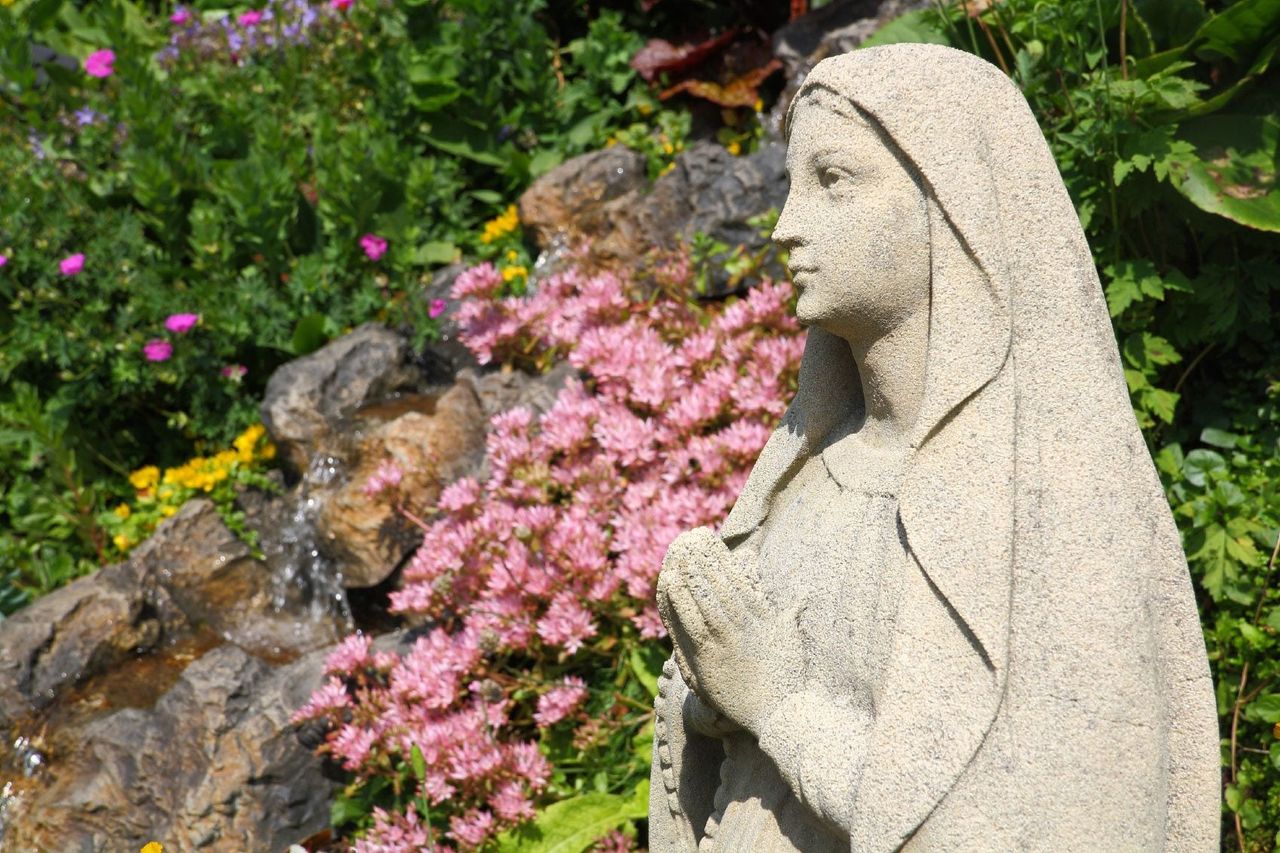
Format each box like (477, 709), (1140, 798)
(716, 43), (1219, 849)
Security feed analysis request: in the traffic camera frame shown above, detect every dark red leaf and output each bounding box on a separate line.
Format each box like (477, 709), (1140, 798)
(658, 58), (783, 108)
(630, 30), (740, 82)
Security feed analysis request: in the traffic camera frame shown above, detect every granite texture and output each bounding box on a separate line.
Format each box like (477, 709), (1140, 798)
(651, 43), (1219, 852)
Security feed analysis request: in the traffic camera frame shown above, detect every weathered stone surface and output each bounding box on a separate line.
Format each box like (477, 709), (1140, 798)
(0, 560), (152, 731)
(261, 324), (424, 472)
(461, 362), (577, 422)
(318, 380), (487, 587)
(518, 142), (787, 293)
(0, 643), (339, 852)
(0, 500), (340, 732)
(651, 44), (1219, 850)
(518, 146), (648, 252)
(768, 0), (928, 136)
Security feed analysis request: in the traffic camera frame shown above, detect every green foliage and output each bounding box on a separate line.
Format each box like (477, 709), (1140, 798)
(0, 0), (691, 605)
(492, 783), (649, 853)
(897, 0), (1280, 845)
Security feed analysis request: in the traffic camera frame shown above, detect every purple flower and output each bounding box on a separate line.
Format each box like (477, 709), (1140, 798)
(164, 312), (199, 333)
(59, 253), (85, 276)
(143, 339), (173, 362)
(83, 50), (115, 79)
(428, 298), (447, 319)
(360, 233), (388, 262)
(74, 107), (104, 128)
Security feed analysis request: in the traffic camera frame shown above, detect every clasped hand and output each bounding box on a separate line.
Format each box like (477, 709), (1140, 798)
(656, 527), (803, 736)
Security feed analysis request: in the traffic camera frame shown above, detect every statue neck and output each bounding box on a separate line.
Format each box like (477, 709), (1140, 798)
(844, 308), (929, 449)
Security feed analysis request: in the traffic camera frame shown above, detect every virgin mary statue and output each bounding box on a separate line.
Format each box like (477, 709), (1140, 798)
(650, 43), (1220, 851)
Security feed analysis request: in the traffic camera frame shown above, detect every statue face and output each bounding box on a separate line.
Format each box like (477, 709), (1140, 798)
(773, 96), (931, 344)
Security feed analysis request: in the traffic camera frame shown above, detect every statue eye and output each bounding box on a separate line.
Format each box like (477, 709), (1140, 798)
(818, 167), (845, 189)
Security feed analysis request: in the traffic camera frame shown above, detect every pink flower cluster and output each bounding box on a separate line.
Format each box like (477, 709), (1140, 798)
(296, 254), (804, 849)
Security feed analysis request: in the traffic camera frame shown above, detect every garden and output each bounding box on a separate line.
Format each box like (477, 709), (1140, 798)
(0, 0), (1278, 850)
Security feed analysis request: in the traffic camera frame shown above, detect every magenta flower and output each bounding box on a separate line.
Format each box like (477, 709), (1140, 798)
(83, 50), (115, 79)
(331, 0), (353, 9)
(0, 255), (8, 268)
(164, 312), (199, 333)
(170, 7), (192, 25)
(220, 364), (248, 380)
(143, 339), (173, 362)
(428, 298), (447, 319)
(359, 233), (388, 261)
(59, 253), (85, 276)
(238, 9), (262, 26)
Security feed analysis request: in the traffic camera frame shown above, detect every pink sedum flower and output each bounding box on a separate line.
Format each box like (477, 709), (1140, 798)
(533, 677), (588, 727)
(449, 809), (495, 849)
(360, 233), (388, 261)
(429, 298), (448, 319)
(143, 339), (173, 362)
(59, 253), (85, 276)
(237, 9), (263, 26)
(164, 312), (199, 333)
(83, 50), (115, 78)
(297, 248), (804, 841)
(362, 459), (404, 498)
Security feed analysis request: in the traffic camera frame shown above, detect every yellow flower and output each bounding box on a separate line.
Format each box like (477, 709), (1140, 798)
(113, 533), (132, 552)
(114, 503), (132, 519)
(727, 140), (742, 157)
(141, 843), (163, 853)
(506, 249), (519, 262)
(129, 466), (160, 491)
(660, 161), (677, 177)
(753, 98), (764, 113)
(214, 449), (239, 468)
(638, 102), (653, 117)
(501, 265), (528, 283)
(161, 505), (177, 518)
(480, 205), (519, 244)
(260, 442), (276, 460)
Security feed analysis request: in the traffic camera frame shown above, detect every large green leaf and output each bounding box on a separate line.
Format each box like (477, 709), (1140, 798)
(859, 10), (951, 49)
(1133, 0), (1208, 52)
(1191, 0), (1280, 63)
(493, 783), (649, 853)
(1171, 112), (1280, 232)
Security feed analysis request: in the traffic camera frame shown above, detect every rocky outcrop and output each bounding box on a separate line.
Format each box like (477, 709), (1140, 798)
(261, 324), (425, 472)
(519, 140), (788, 295)
(318, 380), (488, 587)
(0, 500), (341, 734)
(0, 643), (339, 852)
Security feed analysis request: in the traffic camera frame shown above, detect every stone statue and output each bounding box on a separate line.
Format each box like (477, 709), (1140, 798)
(650, 43), (1221, 851)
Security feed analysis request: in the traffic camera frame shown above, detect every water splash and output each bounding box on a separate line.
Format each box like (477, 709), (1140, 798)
(258, 453), (353, 632)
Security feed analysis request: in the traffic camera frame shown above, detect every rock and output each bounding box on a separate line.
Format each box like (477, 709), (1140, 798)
(0, 643), (339, 852)
(317, 380), (487, 587)
(518, 142), (788, 295)
(0, 559), (153, 731)
(0, 501), (341, 732)
(518, 146), (648, 253)
(462, 362), (577, 421)
(261, 324), (425, 473)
